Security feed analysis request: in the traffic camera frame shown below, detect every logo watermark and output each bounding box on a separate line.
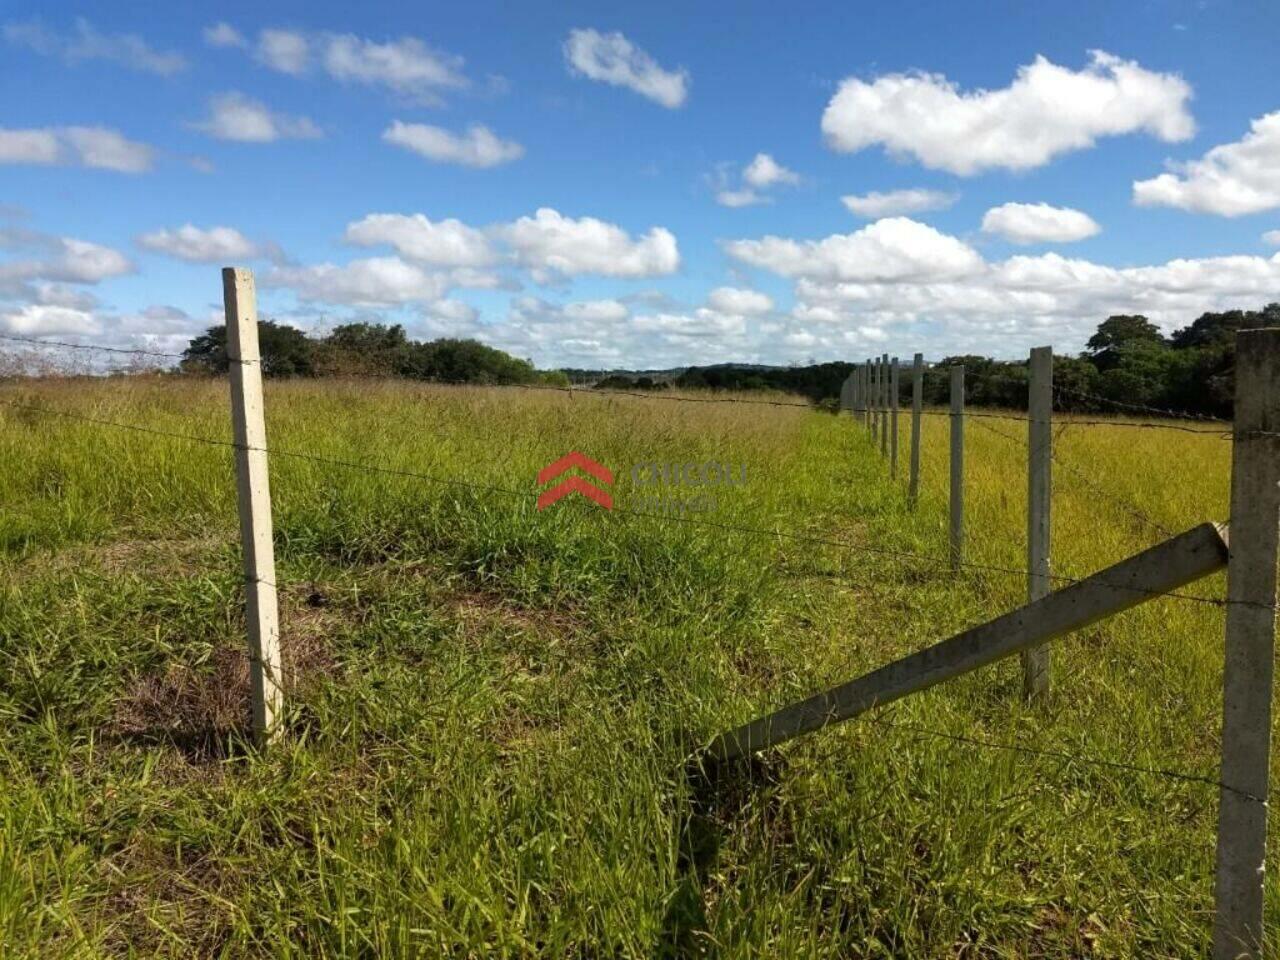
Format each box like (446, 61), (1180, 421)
(536, 451), (614, 510)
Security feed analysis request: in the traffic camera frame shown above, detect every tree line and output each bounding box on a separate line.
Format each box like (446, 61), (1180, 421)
(181, 303), (1280, 418)
(181, 321), (568, 386)
(590, 304), (1280, 418)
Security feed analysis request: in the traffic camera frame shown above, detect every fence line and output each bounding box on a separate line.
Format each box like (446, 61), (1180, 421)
(1, 395), (1269, 614)
(844, 338), (1279, 960)
(5, 282), (1278, 954)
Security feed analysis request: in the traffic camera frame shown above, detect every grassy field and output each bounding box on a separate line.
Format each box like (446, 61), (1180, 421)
(0, 374), (1271, 958)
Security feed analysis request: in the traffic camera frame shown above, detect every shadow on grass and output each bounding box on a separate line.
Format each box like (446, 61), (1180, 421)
(660, 749), (787, 958)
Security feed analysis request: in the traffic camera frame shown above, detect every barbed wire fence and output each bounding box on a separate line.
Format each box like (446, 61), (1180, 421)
(1, 271), (1278, 957)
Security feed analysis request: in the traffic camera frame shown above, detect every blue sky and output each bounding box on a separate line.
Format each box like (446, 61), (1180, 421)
(2, 0), (1279, 369)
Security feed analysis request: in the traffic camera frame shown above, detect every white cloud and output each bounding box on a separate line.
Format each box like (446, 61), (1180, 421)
(222, 28), (471, 104)
(726, 216), (983, 282)
(714, 154), (800, 207)
(743, 153), (799, 188)
(344, 213), (495, 266)
(60, 127), (154, 173)
(981, 202), (1101, 244)
(0, 128), (60, 165)
(563, 299), (629, 322)
(822, 50), (1193, 175)
(1133, 111), (1280, 216)
(501, 208), (679, 278)
(382, 121), (523, 168)
(842, 188), (956, 218)
(323, 33), (468, 102)
(563, 28), (688, 108)
(0, 233), (133, 299)
(203, 22), (245, 49)
(4, 18), (186, 75)
(707, 287), (773, 314)
(256, 29), (310, 75)
(0, 126), (153, 172)
(716, 188), (766, 208)
(0, 303), (100, 336)
(1264, 230), (1280, 247)
(725, 217), (1280, 360)
(51, 238), (134, 282)
(137, 225), (259, 263)
(194, 92), (322, 142)
(268, 257), (451, 306)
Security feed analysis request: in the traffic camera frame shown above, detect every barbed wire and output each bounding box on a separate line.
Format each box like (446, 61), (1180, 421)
(0, 332), (191, 360)
(3, 397), (1271, 612)
(1054, 384), (1232, 425)
(864, 715), (1266, 804)
(967, 415), (1176, 539)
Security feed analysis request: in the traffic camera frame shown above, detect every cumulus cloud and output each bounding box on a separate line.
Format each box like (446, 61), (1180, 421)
(0, 230), (134, 301)
(235, 28), (469, 103)
(725, 216), (1280, 360)
(344, 213), (496, 266)
(137, 225), (260, 263)
(714, 153), (800, 207)
(1133, 111), (1280, 216)
(193, 92), (322, 142)
(981, 202), (1101, 244)
(382, 121), (524, 168)
(267, 257), (454, 307)
(3, 18), (186, 75)
(726, 216), (983, 282)
(501, 208), (679, 279)
(0, 126), (153, 172)
(324, 33), (468, 102)
(203, 22), (244, 49)
(716, 188), (766, 208)
(707, 286), (774, 314)
(822, 50), (1193, 175)
(842, 188), (956, 218)
(563, 28), (688, 108)
(742, 153), (799, 188)
(256, 28), (310, 74)
(0, 303), (101, 336)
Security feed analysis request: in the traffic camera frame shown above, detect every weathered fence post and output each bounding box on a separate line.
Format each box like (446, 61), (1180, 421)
(223, 267), (283, 748)
(870, 359), (879, 442)
(867, 359), (874, 432)
(1213, 328), (1280, 960)
(880, 353), (889, 458)
(909, 353), (923, 507)
(1024, 346), (1052, 699)
(949, 365), (964, 571)
(890, 357), (900, 478)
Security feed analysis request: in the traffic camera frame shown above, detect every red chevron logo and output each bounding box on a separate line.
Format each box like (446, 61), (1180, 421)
(536, 451), (614, 510)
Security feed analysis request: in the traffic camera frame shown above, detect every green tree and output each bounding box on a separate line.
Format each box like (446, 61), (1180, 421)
(181, 320), (315, 377)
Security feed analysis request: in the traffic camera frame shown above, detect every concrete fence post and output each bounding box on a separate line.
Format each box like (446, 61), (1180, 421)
(223, 267), (283, 748)
(890, 357), (900, 478)
(1024, 346), (1052, 699)
(949, 365), (964, 572)
(1213, 328), (1280, 960)
(880, 353), (889, 458)
(870, 359), (879, 442)
(909, 353), (923, 507)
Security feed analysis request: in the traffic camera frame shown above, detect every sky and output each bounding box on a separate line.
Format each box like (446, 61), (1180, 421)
(2, 0), (1280, 370)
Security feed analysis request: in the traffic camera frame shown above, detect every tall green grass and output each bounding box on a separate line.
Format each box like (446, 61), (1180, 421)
(0, 375), (1270, 958)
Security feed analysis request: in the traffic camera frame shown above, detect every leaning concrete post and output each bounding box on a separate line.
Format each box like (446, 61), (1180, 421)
(1213, 328), (1280, 960)
(949, 365), (964, 572)
(223, 267), (283, 748)
(1024, 346), (1052, 699)
(870, 359), (879, 442)
(909, 353), (923, 507)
